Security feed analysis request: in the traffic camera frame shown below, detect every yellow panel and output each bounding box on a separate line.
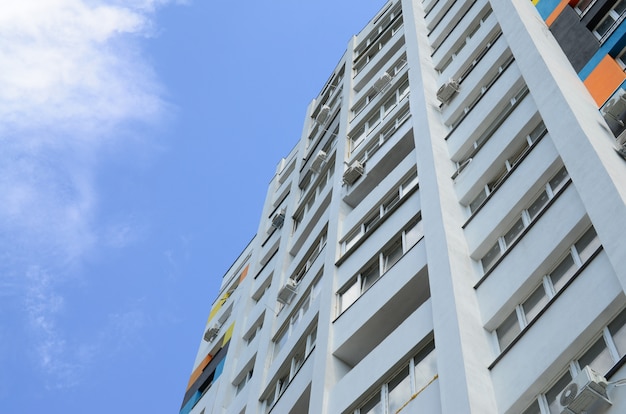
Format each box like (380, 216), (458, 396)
(207, 290), (232, 323)
(222, 322), (235, 346)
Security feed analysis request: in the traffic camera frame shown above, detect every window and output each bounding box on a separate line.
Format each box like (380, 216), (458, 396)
(575, 0), (595, 15)
(449, 53), (515, 130)
(273, 276), (321, 357)
(235, 368), (253, 395)
(292, 161), (335, 232)
(467, 121), (547, 214)
(341, 171), (419, 255)
(350, 77), (410, 154)
(354, 340), (437, 414)
(338, 216), (424, 314)
(456, 84), (529, 167)
(526, 308), (626, 413)
(481, 167), (569, 273)
(264, 326), (317, 412)
(353, 9), (403, 76)
(545, 373), (572, 414)
(494, 227), (601, 352)
(593, 0), (626, 40)
(292, 231), (327, 282)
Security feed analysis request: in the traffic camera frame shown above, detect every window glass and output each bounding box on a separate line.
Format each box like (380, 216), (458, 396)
(401, 171), (419, 195)
(576, 0), (594, 13)
(351, 126), (365, 151)
(383, 192), (400, 213)
(504, 217), (525, 247)
(360, 392), (383, 414)
(404, 219), (423, 249)
(522, 285), (548, 324)
(274, 329), (289, 358)
(383, 94), (397, 115)
(574, 227), (600, 264)
(414, 343), (437, 389)
(383, 239), (403, 272)
(361, 263), (380, 291)
(549, 253), (576, 293)
(344, 229), (362, 252)
(388, 367), (411, 413)
(497, 311), (521, 351)
(340, 281), (360, 313)
(364, 213), (381, 232)
(265, 387), (275, 413)
(615, 0), (626, 15)
(546, 372), (572, 414)
(548, 167), (568, 193)
(521, 401), (541, 414)
(308, 327), (317, 351)
(527, 190), (549, 220)
(469, 188), (487, 213)
(594, 16), (612, 36)
(367, 110), (381, 133)
(529, 122), (546, 143)
(578, 337), (613, 375)
(277, 374), (288, 395)
(481, 242), (502, 272)
(508, 141), (529, 168)
(488, 167), (508, 191)
(609, 309), (626, 357)
(398, 79), (409, 97)
(292, 353), (304, 376)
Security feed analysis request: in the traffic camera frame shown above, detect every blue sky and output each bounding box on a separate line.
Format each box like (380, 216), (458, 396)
(0, 1), (384, 412)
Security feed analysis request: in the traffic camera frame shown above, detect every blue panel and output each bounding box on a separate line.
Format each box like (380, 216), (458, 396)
(536, 0), (562, 20)
(579, 24), (626, 80)
(214, 357), (226, 380)
(180, 392), (200, 414)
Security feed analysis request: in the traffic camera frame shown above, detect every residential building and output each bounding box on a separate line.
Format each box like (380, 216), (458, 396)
(181, 0), (626, 413)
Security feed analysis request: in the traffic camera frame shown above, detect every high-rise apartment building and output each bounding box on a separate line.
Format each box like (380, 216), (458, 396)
(181, 0), (626, 413)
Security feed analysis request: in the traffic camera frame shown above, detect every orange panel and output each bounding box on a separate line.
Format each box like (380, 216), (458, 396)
(546, 0), (569, 26)
(186, 353), (213, 390)
(584, 56), (626, 107)
(238, 264), (250, 283)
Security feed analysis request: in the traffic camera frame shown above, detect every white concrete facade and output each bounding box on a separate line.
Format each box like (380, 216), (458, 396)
(182, 1), (626, 413)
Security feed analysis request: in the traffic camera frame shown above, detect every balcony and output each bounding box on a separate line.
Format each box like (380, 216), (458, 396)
(329, 297), (435, 413)
(490, 252), (620, 414)
(343, 113), (414, 208)
(476, 184), (588, 321)
(333, 242), (429, 367)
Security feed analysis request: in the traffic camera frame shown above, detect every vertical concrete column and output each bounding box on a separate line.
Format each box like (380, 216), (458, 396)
(401, 0), (499, 413)
(307, 47), (355, 414)
(490, 0), (626, 292)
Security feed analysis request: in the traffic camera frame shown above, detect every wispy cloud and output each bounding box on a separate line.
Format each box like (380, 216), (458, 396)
(0, 0), (179, 386)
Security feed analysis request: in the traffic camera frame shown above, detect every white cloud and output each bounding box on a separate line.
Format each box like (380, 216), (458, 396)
(0, 0), (179, 385)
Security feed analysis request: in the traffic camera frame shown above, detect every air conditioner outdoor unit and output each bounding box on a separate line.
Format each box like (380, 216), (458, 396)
(277, 279), (298, 305)
(314, 105), (331, 125)
(203, 322), (223, 342)
(271, 208), (286, 229)
(373, 72), (392, 93)
(310, 150), (327, 173)
(343, 161), (365, 186)
(615, 129), (626, 160)
(558, 366), (611, 414)
(436, 79), (460, 104)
